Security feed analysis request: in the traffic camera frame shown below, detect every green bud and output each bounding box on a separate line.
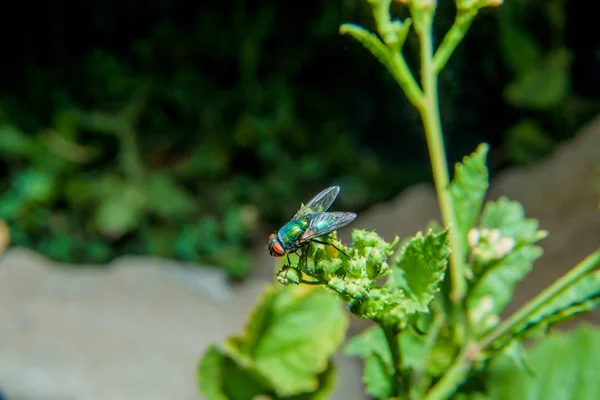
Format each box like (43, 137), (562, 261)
(348, 257), (366, 278)
(328, 277), (346, 295)
(319, 258), (343, 277)
(276, 267), (301, 285)
(366, 248), (384, 279)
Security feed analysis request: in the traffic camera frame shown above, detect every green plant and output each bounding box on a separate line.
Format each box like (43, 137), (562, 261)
(198, 0), (600, 398)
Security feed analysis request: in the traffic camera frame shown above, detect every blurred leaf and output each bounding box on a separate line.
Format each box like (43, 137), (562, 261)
(287, 363), (338, 400)
(145, 171), (195, 219)
(0, 191), (23, 219)
(0, 124), (35, 158)
(85, 239), (113, 263)
(391, 229), (450, 313)
(197, 346), (228, 400)
(345, 326), (395, 399)
(488, 325), (600, 400)
(214, 244), (251, 278)
(498, 4), (543, 74)
(504, 120), (555, 165)
(504, 49), (571, 110)
(94, 184), (146, 237)
(37, 234), (74, 263)
(13, 169), (55, 203)
(197, 345), (266, 400)
(450, 143), (490, 251)
(144, 226), (178, 258)
(363, 353), (395, 399)
(222, 206), (249, 243)
(175, 218), (220, 261)
(224, 285), (348, 397)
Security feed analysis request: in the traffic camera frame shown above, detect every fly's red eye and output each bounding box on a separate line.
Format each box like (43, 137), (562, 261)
(273, 242), (285, 256)
(269, 233), (274, 240)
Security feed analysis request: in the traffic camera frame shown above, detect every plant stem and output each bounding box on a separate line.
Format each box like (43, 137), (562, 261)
(479, 247), (600, 349)
(415, 9), (467, 303)
(416, 312), (445, 397)
(382, 324), (404, 397)
(390, 53), (426, 109)
(424, 248), (600, 400)
(423, 344), (474, 400)
(433, 9), (477, 73)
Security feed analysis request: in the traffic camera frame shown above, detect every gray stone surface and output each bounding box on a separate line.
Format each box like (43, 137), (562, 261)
(0, 250), (364, 400)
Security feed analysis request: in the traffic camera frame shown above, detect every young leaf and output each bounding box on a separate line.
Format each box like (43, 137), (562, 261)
(468, 245), (543, 333)
(224, 285), (348, 397)
(345, 326), (392, 365)
(467, 197), (546, 333)
(479, 197), (545, 246)
(339, 23), (393, 73)
(198, 346), (228, 400)
(507, 270), (600, 343)
(390, 229), (450, 313)
(145, 171), (195, 218)
(345, 326), (395, 399)
(488, 325), (600, 400)
(450, 143), (490, 251)
(287, 363), (337, 400)
(197, 345), (266, 400)
(498, 3), (543, 74)
(363, 353), (395, 399)
(504, 49), (571, 110)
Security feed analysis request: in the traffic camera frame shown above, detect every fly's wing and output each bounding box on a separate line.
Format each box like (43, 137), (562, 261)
(292, 186), (340, 221)
(299, 211), (357, 242)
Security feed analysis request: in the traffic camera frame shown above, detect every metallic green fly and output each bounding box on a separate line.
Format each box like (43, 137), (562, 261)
(267, 186), (357, 265)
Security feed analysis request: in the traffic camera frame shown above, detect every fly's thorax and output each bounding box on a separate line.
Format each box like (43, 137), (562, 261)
(277, 218), (309, 248)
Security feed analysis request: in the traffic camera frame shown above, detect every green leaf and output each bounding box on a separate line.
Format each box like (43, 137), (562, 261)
(14, 169), (55, 203)
(225, 285), (348, 397)
(504, 49), (571, 110)
(500, 341), (535, 377)
(197, 345), (266, 400)
(504, 120), (554, 165)
(510, 270), (600, 341)
(363, 353), (395, 399)
(197, 346), (228, 400)
(345, 326), (394, 399)
(468, 197), (546, 333)
(145, 171), (195, 219)
(94, 183), (146, 237)
(345, 326), (391, 364)
(339, 23), (393, 73)
(498, 4), (543, 74)
(479, 197), (545, 246)
(468, 245), (543, 333)
(287, 363), (337, 400)
(0, 124), (35, 158)
(391, 229), (450, 313)
(450, 143), (490, 251)
(488, 325), (600, 400)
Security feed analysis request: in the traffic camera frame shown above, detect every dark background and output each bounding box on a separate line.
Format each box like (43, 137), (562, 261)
(0, 0), (598, 277)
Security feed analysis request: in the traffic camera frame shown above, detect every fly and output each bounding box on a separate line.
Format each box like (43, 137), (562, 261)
(267, 186), (357, 266)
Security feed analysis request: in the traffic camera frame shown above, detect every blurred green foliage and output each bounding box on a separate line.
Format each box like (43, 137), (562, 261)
(0, 0), (597, 276)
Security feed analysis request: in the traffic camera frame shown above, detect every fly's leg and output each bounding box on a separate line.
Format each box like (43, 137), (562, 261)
(311, 238), (353, 259)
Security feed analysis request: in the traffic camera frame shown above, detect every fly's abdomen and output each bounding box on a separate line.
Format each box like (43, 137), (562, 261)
(278, 218), (309, 249)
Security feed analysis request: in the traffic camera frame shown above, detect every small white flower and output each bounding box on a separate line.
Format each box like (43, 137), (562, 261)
(468, 228), (480, 248)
